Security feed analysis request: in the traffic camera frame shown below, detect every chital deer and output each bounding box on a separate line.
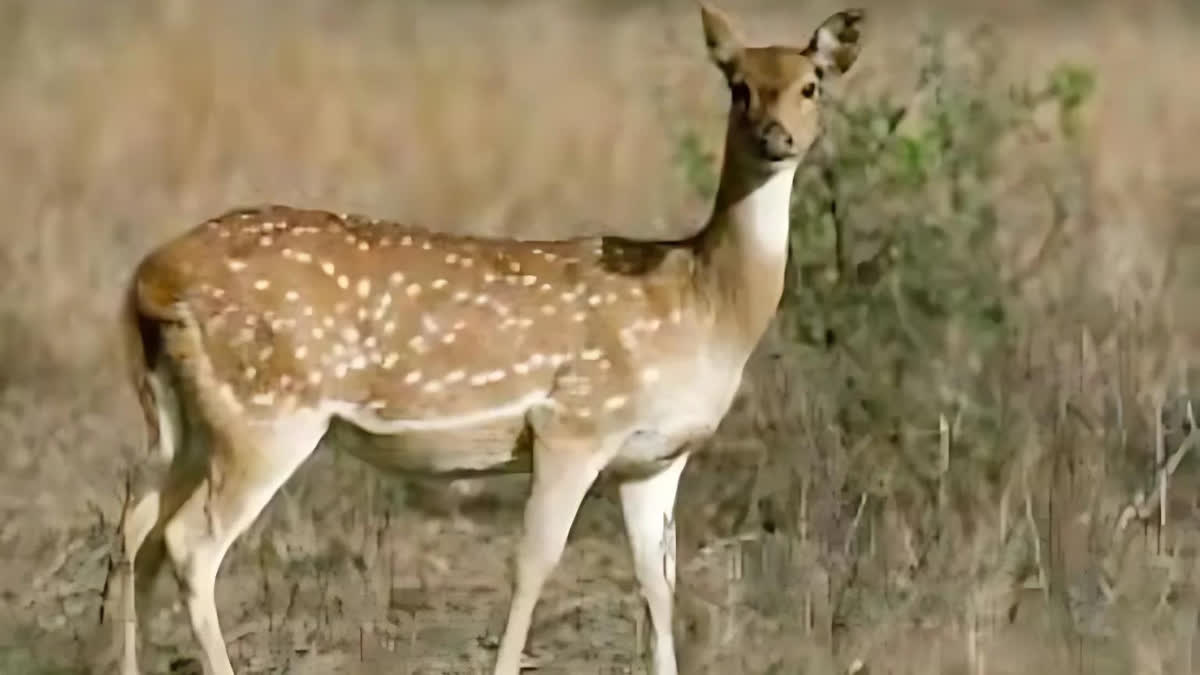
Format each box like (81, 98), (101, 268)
(108, 5), (864, 674)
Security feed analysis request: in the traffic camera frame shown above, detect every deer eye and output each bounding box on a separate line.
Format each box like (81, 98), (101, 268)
(801, 82), (818, 99)
(729, 80), (751, 108)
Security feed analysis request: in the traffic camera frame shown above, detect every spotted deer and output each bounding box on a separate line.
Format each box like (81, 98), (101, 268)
(109, 5), (864, 675)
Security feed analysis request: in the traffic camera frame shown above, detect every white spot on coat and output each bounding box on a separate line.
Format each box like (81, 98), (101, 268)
(604, 396), (627, 411)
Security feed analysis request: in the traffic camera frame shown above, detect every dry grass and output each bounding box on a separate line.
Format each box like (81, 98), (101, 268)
(2, 0), (1199, 673)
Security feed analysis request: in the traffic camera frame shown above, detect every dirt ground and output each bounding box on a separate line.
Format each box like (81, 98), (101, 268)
(3, 1), (1200, 673)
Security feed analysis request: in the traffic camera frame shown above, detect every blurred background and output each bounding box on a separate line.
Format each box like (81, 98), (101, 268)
(2, 0), (1199, 672)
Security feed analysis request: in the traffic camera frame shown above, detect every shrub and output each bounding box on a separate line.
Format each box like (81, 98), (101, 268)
(671, 25), (1120, 670)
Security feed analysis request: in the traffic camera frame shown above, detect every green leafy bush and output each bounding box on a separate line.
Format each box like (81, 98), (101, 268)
(676, 29), (1094, 471)
(672, 26), (1105, 663)
(780, 29), (1094, 498)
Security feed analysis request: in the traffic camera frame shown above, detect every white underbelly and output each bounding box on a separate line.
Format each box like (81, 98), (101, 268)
(315, 354), (747, 477)
(323, 418), (533, 475)
(320, 395), (544, 475)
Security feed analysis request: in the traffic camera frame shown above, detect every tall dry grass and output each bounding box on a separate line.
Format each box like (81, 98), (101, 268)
(2, 0), (1199, 673)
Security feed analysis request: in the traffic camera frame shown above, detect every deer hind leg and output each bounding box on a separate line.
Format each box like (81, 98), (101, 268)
(119, 490), (164, 675)
(492, 434), (612, 675)
(159, 408), (330, 675)
(114, 368), (193, 675)
(619, 452), (689, 675)
(119, 467), (206, 675)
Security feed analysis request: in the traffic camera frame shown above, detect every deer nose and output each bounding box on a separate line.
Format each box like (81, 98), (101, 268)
(759, 121), (794, 160)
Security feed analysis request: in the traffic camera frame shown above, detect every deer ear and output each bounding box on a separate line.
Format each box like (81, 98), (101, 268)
(805, 9), (866, 76)
(700, 4), (743, 76)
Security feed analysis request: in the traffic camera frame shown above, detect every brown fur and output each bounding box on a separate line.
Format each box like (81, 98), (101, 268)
(129, 204), (701, 428)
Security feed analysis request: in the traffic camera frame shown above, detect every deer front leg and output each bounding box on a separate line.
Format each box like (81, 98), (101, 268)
(492, 436), (608, 675)
(619, 452), (688, 675)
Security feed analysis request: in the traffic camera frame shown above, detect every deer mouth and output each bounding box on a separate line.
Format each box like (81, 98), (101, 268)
(757, 142), (798, 163)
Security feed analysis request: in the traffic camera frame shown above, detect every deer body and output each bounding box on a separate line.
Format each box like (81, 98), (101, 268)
(107, 6), (864, 675)
(135, 204), (743, 477)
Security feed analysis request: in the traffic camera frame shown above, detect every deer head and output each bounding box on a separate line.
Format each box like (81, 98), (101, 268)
(701, 4), (864, 170)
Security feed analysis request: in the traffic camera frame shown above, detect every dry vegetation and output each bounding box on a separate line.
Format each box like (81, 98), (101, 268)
(2, 0), (1200, 673)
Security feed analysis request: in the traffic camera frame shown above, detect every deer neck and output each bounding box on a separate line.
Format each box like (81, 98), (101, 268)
(695, 127), (798, 354)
